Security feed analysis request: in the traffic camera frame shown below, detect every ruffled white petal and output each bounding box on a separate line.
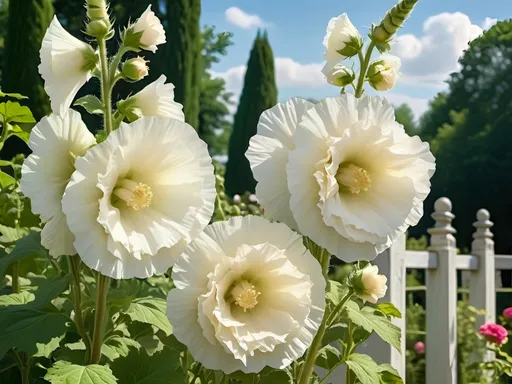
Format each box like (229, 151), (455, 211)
(167, 216), (326, 374)
(246, 98), (314, 229)
(21, 110), (96, 257)
(62, 116), (215, 279)
(287, 94), (435, 261)
(39, 16), (94, 116)
(131, 75), (185, 121)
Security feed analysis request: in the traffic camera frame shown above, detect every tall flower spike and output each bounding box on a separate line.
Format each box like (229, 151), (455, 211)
(371, 0), (419, 48)
(39, 17), (98, 116)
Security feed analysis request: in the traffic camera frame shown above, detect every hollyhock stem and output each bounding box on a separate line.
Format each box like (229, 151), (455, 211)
(89, 273), (110, 364)
(355, 41), (376, 98)
(98, 38), (113, 134)
(67, 256), (91, 358)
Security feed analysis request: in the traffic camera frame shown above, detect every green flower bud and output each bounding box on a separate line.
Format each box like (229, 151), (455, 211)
(323, 64), (355, 87)
(86, 18), (112, 39)
(368, 55), (401, 91)
(371, 0), (419, 44)
(87, 0), (108, 21)
(122, 57), (149, 81)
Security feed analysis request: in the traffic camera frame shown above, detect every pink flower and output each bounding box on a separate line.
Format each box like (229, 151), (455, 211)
(414, 341), (425, 354)
(503, 307), (512, 320)
(479, 323), (509, 345)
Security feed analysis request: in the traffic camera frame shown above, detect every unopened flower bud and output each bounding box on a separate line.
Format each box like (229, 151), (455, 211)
(122, 57), (149, 81)
(123, 5), (166, 53)
(87, 0), (108, 21)
(86, 18), (111, 38)
(323, 13), (363, 65)
(323, 64), (355, 87)
(368, 55), (401, 91)
(351, 264), (387, 304)
(371, 0), (419, 44)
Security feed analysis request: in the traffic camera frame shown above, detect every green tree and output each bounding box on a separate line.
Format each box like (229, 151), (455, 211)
(166, 0), (201, 128)
(0, 0), (9, 82)
(225, 32), (278, 196)
(3, 0), (53, 119)
(394, 103), (417, 136)
(412, 20), (512, 269)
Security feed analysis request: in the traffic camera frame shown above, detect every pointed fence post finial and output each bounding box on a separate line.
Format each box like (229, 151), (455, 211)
(426, 197), (458, 383)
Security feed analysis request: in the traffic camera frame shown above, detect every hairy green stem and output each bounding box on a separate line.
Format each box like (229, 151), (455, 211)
(98, 38), (113, 134)
(355, 42), (376, 98)
(89, 273), (110, 364)
(345, 320), (354, 384)
(11, 262), (19, 293)
(299, 289), (354, 384)
(22, 355), (31, 384)
(67, 256), (91, 358)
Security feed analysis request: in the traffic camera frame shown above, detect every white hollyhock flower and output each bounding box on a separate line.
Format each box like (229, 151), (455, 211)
(39, 17), (98, 116)
(287, 94), (435, 261)
(21, 110), (96, 257)
(353, 265), (388, 304)
(323, 13), (362, 66)
(368, 55), (402, 91)
(167, 216), (325, 374)
(118, 75), (185, 122)
(246, 98), (314, 229)
(62, 117), (215, 279)
(132, 5), (166, 53)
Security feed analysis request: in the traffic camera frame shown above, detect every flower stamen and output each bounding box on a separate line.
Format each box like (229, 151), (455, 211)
(231, 280), (260, 312)
(114, 179), (153, 210)
(336, 163), (371, 194)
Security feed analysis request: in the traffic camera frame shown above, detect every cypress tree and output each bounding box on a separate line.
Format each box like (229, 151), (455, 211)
(225, 32), (278, 196)
(3, 0), (53, 120)
(166, 0), (201, 129)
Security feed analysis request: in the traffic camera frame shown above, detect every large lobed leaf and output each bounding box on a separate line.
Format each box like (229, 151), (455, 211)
(44, 361), (117, 384)
(121, 297), (172, 336)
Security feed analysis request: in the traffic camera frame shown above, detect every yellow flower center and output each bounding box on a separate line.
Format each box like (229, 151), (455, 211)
(114, 179), (153, 210)
(336, 163), (371, 194)
(231, 280), (260, 312)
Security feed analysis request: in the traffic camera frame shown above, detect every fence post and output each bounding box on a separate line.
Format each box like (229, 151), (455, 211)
(469, 209), (495, 362)
(361, 234), (406, 378)
(426, 197), (458, 383)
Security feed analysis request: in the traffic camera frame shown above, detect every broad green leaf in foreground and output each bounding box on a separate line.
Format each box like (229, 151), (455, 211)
(121, 297), (172, 336)
(375, 302), (402, 319)
(0, 275), (71, 358)
(110, 346), (183, 384)
(0, 90), (28, 100)
(377, 363), (404, 383)
(0, 170), (15, 188)
(346, 305), (401, 352)
(315, 344), (342, 370)
(345, 353), (380, 384)
(74, 95), (104, 115)
(0, 101), (35, 124)
(44, 361), (117, 384)
(0, 291), (34, 306)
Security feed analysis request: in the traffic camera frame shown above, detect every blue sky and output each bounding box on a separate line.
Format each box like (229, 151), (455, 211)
(201, 0), (511, 118)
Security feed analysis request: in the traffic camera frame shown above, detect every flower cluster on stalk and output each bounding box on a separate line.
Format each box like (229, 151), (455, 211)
(20, 0), (429, 381)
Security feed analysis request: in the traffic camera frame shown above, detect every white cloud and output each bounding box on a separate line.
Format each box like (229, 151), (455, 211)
(482, 17), (498, 30)
(211, 58), (325, 93)
(225, 7), (265, 29)
(392, 12), (484, 88)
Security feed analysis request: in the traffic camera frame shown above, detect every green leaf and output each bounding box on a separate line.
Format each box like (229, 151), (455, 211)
(75, 95), (104, 115)
(0, 291), (34, 306)
(345, 353), (380, 384)
(0, 160), (13, 167)
(346, 305), (401, 353)
(322, 323), (348, 346)
(0, 224), (28, 242)
(229, 367), (294, 384)
(8, 125), (30, 143)
(45, 361), (117, 384)
(377, 363), (403, 383)
(375, 303), (402, 319)
(0, 275), (71, 358)
(0, 101), (35, 123)
(122, 297), (172, 336)
(110, 346), (184, 384)
(0, 90), (28, 100)
(34, 335), (65, 358)
(0, 171), (15, 188)
(315, 344), (342, 370)
(0, 231), (48, 279)
(102, 336), (141, 361)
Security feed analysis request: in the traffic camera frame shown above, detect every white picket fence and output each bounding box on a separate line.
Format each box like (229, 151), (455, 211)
(330, 197), (512, 383)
